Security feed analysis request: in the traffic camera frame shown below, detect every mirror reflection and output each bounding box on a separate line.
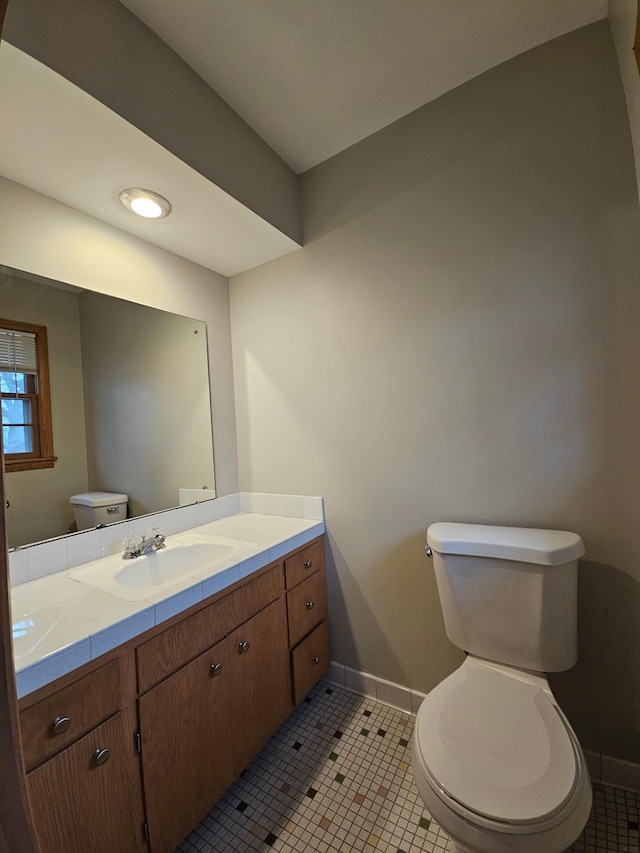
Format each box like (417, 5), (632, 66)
(1, 266), (215, 549)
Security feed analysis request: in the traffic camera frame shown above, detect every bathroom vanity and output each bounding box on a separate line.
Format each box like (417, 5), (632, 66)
(12, 507), (329, 853)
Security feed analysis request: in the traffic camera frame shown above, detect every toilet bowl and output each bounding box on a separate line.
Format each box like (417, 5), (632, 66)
(412, 656), (592, 853)
(411, 522), (592, 853)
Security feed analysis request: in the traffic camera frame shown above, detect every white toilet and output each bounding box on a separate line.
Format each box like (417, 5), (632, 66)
(69, 491), (128, 531)
(411, 522), (592, 853)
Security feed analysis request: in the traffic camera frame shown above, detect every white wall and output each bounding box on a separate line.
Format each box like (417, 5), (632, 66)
(230, 23), (640, 761)
(0, 175), (239, 496)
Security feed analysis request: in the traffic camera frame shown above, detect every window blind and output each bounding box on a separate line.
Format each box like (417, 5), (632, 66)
(0, 328), (38, 374)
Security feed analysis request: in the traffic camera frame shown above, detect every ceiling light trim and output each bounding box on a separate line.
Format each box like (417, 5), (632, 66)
(118, 187), (172, 220)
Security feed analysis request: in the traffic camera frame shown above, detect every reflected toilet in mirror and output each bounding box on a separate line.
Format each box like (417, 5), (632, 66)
(69, 492), (128, 531)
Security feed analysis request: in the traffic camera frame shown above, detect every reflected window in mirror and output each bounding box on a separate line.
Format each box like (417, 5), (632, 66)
(0, 319), (56, 472)
(0, 267), (216, 549)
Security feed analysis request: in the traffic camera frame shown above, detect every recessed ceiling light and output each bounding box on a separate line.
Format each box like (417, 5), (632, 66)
(118, 187), (171, 219)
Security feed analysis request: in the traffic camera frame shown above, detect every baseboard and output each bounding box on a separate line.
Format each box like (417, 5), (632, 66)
(325, 660), (640, 792)
(584, 749), (640, 792)
(324, 660), (426, 715)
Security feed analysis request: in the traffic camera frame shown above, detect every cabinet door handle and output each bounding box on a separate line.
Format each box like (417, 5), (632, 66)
(311, 656), (320, 665)
(53, 716), (71, 735)
(303, 560), (313, 569)
(94, 747), (110, 766)
(210, 663), (223, 676)
(305, 601), (315, 610)
(238, 641), (250, 654)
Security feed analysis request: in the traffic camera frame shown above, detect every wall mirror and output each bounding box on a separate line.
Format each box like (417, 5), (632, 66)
(1, 265), (215, 549)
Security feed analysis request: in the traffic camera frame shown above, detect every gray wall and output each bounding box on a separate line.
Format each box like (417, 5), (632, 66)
(230, 22), (640, 762)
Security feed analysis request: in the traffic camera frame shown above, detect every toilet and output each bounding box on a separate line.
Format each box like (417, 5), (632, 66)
(411, 522), (592, 853)
(69, 491), (128, 531)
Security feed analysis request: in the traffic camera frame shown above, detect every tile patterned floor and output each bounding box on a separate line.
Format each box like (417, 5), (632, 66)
(572, 785), (640, 853)
(175, 680), (639, 853)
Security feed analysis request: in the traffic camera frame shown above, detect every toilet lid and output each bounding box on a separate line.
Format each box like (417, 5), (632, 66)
(414, 659), (578, 824)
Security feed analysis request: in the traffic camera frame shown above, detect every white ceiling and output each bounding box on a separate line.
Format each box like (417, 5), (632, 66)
(0, 2), (610, 278)
(119, 0), (607, 173)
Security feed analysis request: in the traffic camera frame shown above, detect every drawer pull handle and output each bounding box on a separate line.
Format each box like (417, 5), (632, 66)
(210, 663), (223, 676)
(312, 656), (320, 665)
(238, 641), (250, 654)
(306, 601), (315, 610)
(53, 716), (71, 735)
(303, 560), (313, 569)
(94, 747), (110, 767)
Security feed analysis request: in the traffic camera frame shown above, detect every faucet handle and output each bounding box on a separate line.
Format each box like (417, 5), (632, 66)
(148, 527), (166, 548)
(122, 535), (142, 559)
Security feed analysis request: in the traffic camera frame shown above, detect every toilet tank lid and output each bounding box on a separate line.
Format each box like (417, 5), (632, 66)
(70, 492), (128, 507)
(427, 522), (585, 566)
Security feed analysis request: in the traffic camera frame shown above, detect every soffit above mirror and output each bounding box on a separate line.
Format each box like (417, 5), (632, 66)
(0, 42), (300, 278)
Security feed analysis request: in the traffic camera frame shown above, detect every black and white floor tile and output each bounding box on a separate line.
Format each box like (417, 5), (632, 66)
(175, 680), (639, 853)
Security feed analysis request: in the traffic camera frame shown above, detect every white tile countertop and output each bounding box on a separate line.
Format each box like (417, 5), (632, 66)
(10, 494), (325, 699)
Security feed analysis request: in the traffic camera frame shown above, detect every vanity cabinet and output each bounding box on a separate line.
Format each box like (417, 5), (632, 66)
(285, 540), (331, 703)
(287, 566), (328, 647)
(21, 658), (122, 770)
(139, 596), (291, 853)
(284, 537), (324, 588)
(136, 563), (285, 693)
(291, 619), (330, 703)
(19, 535), (328, 853)
(26, 703), (146, 853)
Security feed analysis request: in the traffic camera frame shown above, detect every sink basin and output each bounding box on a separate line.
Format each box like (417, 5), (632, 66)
(68, 533), (257, 601)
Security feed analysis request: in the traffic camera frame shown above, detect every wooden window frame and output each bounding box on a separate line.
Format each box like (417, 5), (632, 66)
(1, 319), (56, 473)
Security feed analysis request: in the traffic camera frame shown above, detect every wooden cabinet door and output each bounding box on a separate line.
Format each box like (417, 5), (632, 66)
(230, 597), (292, 775)
(138, 632), (236, 853)
(139, 597), (292, 853)
(27, 706), (145, 853)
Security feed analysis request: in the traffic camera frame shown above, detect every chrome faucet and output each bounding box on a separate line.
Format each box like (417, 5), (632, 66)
(122, 528), (166, 559)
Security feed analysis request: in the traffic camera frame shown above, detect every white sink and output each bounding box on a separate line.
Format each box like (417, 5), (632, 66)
(68, 532), (257, 601)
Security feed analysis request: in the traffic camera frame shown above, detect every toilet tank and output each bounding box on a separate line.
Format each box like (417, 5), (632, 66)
(70, 492), (128, 531)
(426, 522), (585, 672)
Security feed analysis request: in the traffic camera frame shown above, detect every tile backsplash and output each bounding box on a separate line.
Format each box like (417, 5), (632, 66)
(8, 492), (324, 587)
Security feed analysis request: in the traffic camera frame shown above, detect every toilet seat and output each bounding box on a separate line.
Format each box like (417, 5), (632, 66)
(413, 657), (580, 828)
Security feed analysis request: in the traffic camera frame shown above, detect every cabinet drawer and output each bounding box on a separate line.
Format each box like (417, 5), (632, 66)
(287, 568), (327, 647)
(137, 564), (284, 692)
(291, 620), (330, 704)
(284, 538), (324, 589)
(20, 659), (121, 770)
